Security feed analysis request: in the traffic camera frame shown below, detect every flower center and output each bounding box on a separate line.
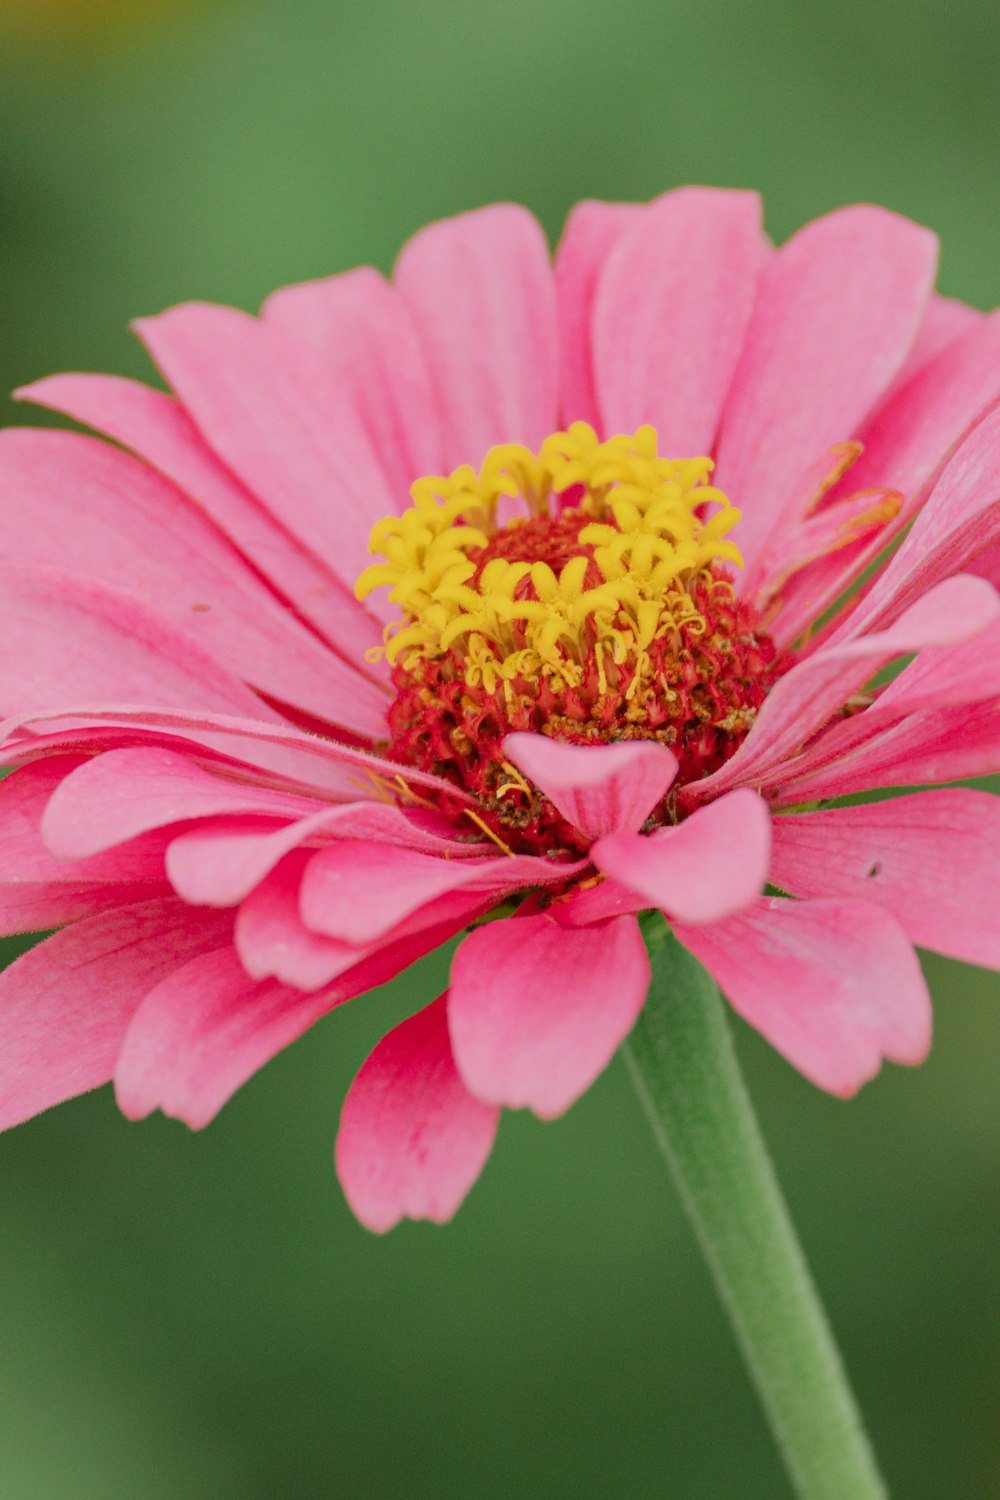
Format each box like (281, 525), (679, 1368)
(357, 424), (782, 854)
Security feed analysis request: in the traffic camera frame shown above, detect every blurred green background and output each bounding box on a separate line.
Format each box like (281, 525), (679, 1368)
(1, 1), (999, 1495)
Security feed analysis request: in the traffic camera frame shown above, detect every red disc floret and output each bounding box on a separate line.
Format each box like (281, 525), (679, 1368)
(385, 525), (784, 855)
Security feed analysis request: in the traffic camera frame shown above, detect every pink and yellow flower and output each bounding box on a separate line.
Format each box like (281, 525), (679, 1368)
(2, 188), (1000, 1230)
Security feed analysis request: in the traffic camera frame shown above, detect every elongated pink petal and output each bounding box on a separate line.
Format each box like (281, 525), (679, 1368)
(0, 562), (276, 722)
(716, 205), (938, 569)
(0, 880), (171, 934)
(116, 947), (352, 1128)
(449, 912), (650, 1118)
(828, 404), (1000, 640)
(502, 732), (677, 839)
(135, 303), (398, 601)
(676, 897), (931, 1096)
(0, 898), (232, 1130)
(336, 993), (499, 1232)
(593, 188), (762, 454)
(777, 698), (1000, 804)
(394, 205), (558, 465)
(41, 745), (321, 861)
(592, 789), (771, 924)
(17, 373), (383, 663)
(840, 308), (1000, 504)
(0, 703), (470, 805)
(771, 792), (1000, 971)
(262, 266), (446, 493)
(0, 428), (386, 734)
(683, 573), (1000, 806)
(298, 841), (581, 947)
(166, 803), (485, 909)
(554, 199), (641, 429)
(787, 592), (1000, 797)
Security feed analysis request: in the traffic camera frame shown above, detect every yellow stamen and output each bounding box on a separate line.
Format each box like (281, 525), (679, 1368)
(356, 423), (743, 689)
(461, 808), (517, 856)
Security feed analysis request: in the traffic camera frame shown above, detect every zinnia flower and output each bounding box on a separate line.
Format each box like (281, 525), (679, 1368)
(3, 188), (1000, 1232)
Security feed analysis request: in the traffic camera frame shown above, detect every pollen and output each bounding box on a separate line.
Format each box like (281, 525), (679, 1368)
(357, 424), (782, 854)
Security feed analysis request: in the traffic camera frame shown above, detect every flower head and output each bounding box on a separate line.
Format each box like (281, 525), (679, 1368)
(3, 188), (1000, 1230)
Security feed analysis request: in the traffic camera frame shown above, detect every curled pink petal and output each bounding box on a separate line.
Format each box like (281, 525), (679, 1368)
(592, 789), (771, 925)
(336, 994), (499, 1233)
(166, 802), (483, 909)
(41, 745), (320, 861)
(298, 840), (581, 948)
(503, 732), (678, 839)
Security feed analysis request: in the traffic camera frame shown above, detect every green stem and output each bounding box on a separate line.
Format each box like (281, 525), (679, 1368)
(623, 923), (888, 1500)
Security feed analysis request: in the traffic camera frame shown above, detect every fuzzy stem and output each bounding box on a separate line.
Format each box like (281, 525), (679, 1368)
(623, 924), (888, 1500)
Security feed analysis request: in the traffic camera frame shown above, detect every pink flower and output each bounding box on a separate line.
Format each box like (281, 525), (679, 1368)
(3, 188), (1000, 1231)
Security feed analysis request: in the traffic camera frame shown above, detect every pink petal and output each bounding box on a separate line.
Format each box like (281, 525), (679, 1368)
(125, 921), (491, 1128)
(771, 791), (1000, 971)
(0, 704), (470, 806)
(262, 266), (446, 493)
(875, 292), (983, 410)
(777, 698), (1000, 804)
(0, 898), (232, 1130)
(298, 841), (581, 947)
(235, 853), (363, 990)
(448, 912), (650, 1118)
(394, 204), (558, 465)
(683, 573), (1000, 807)
(236, 851), (493, 993)
(593, 187), (762, 454)
(135, 302), (398, 602)
(0, 757), (170, 932)
(336, 993), (499, 1232)
(0, 562), (276, 722)
(554, 199), (641, 429)
(166, 802), (485, 909)
(40, 745), (322, 861)
(0, 428), (386, 736)
(592, 789), (771, 924)
(839, 307), (1000, 504)
(736, 613), (1000, 803)
(676, 897), (931, 1097)
(0, 757), (165, 884)
(17, 372), (383, 664)
(502, 732), (677, 839)
(115, 946), (349, 1129)
(715, 205), (938, 570)
(550, 877), (646, 928)
(828, 403), (1000, 640)
(0, 880), (171, 935)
